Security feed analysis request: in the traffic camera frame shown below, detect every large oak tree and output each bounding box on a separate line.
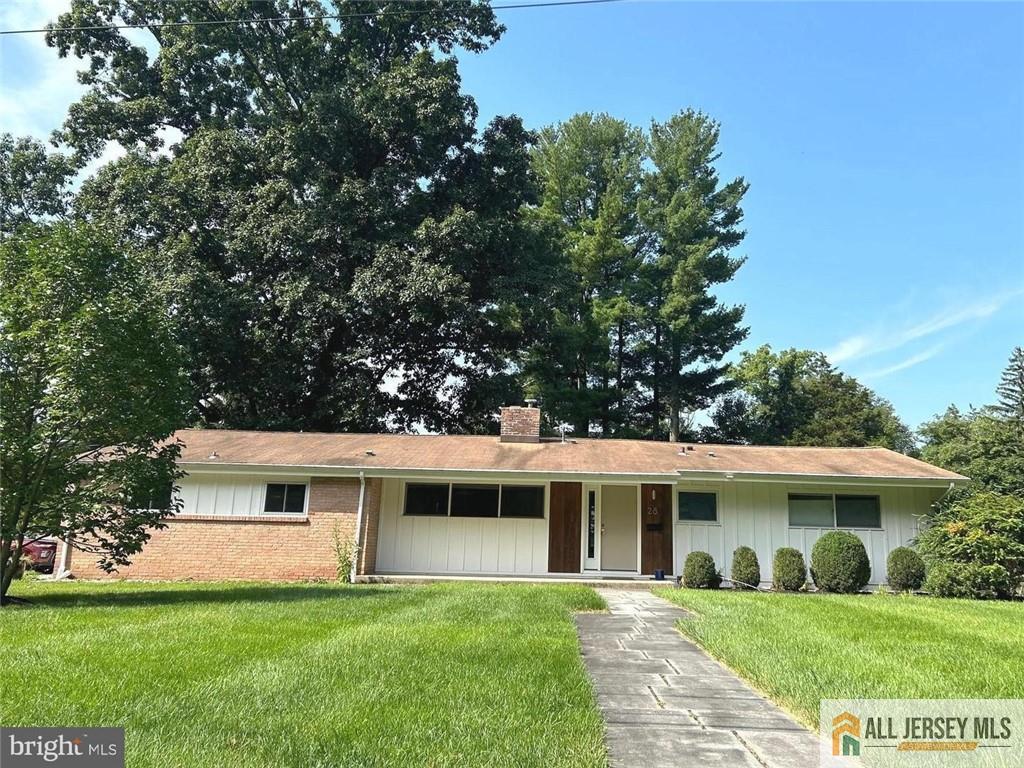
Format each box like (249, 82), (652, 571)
(51, 0), (556, 433)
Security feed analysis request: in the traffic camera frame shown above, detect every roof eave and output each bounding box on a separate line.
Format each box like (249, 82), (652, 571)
(675, 468), (969, 488)
(177, 461), (967, 487)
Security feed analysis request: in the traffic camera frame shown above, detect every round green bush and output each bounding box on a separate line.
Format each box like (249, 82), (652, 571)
(730, 546), (761, 589)
(810, 531), (871, 593)
(886, 547), (925, 592)
(772, 547), (807, 591)
(683, 551), (721, 589)
(925, 561), (1013, 600)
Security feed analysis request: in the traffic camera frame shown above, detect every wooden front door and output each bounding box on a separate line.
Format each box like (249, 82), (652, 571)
(548, 482), (582, 573)
(640, 484), (673, 574)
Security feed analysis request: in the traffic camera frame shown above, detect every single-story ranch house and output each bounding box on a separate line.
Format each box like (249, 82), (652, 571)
(65, 405), (967, 585)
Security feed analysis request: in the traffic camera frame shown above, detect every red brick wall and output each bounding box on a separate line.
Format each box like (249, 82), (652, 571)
(499, 405), (541, 443)
(70, 476), (382, 581)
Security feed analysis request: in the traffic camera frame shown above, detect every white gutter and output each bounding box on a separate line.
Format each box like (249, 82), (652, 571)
(350, 471), (366, 584)
(177, 461), (965, 489)
(932, 480), (958, 508)
(54, 535), (73, 578)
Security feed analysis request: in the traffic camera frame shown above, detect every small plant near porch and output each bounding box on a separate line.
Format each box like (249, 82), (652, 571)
(331, 523), (359, 583)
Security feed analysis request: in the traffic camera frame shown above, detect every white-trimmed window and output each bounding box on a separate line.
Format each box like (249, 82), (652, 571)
(788, 493), (881, 529)
(678, 491), (718, 522)
(263, 483), (307, 515)
(403, 482), (545, 519)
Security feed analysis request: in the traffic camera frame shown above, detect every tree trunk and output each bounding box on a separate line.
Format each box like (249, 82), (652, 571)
(616, 319), (624, 429)
(575, 355), (589, 438)
(0, 538), (22, 605)
(601, 368), (610, 437)
(669, 340), (681, 442)
(651, 322), (661, 440)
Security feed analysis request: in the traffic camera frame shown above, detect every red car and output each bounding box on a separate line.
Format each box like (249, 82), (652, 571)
(22, 538), (58, 574)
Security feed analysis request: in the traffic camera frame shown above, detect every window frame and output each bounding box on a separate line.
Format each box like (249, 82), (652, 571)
(402, 480), (547, 520)
(499, 484), (547, 519)
(403, 482), (452, 517)
(835, 494), (882, 529)
(127, 481), (176, 512)
(787, 492), (882, 530)
(676, 489), (720, 525)
(262, 482), (309, 516)
(450, 483), (500, 518)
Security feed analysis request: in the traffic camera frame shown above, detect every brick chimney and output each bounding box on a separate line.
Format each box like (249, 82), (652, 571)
(499, 402), (541, 443)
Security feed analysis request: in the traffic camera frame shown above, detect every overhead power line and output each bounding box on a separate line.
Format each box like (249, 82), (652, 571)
(0, 0), (622, 36)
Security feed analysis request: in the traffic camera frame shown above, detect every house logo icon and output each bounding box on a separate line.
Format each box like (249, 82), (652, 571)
(832, 711), (861, 756)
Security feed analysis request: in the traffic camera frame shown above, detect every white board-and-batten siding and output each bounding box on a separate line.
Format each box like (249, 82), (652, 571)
(172, 473), (944, 584)
(175, 473), (310, 517)
(374, 478), (549, 575)
(673, 481), (943, 585)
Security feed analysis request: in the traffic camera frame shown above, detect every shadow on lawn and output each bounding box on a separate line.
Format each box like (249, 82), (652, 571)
(14, 582), (399, 610)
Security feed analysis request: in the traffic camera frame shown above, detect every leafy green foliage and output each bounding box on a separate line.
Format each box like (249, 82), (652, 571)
(994, 346), (1024, 429)
(810, 531), (871, 593)
(706, 345), (915, 451)
(528, 110), (747, 439)
(921, 406), (1024, 495)
(886, 547), (925, 592)
(0, 134), (76, 234)
(0, 223), (188, 602)
(683, 550), (721, 588)
(916, 491), (1024, 598)
(730, 546), (760, 589)
(772, 547), (807, 591)
(924, 561), (1013, 600)
(51, 0), (555, 434)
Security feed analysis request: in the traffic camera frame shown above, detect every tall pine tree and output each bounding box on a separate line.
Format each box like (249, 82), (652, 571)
(528, 113), (646, 436)
(995, 346), (1024, 435)
(637, 111), (748, 440)
(530, 110), (748, 440)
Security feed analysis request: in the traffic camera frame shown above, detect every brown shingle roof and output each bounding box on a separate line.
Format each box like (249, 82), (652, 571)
(174, 429), (967, 484)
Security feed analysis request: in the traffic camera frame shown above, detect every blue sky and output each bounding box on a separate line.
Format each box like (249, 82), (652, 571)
(1, 1), (1021, 429)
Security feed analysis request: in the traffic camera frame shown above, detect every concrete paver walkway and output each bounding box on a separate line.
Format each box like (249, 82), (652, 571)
(576, 589), (822, 768)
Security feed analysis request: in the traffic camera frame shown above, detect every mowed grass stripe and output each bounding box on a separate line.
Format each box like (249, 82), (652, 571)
(4, 581), (606, 768)
(654, 588), (1024, 727)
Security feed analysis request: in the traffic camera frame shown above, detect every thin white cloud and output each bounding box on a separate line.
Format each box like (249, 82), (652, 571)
(858, 343), (945, 380)
(827, 287), (1024, 365)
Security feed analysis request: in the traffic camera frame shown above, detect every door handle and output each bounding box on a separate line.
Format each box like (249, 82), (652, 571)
(600, 524), (606, 535)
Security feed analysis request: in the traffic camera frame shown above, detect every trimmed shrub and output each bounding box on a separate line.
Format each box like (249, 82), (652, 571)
(810, 531), (871, 593)
(730, 546), (761, 589)
(887, 547), (925, 592)
(772, 547), (807, 591)
(925, 561), (1013, 600)
(683, 551), (721, 589)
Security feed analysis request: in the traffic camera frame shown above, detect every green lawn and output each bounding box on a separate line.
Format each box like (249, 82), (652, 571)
(655, 588), (1024, 727)
(2, 580), (606, 768)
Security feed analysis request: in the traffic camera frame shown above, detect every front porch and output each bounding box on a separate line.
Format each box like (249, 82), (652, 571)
(356, 572), (675, 590)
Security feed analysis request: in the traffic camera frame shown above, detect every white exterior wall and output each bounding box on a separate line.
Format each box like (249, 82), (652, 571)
(375, 478), (549, 575)
(176, 473), (311, 517)
(672, 481), (943, 585)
